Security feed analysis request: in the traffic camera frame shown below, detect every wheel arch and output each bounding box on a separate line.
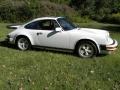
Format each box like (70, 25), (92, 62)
(75, 39), (100, 54)
(15, 35), (33, 45)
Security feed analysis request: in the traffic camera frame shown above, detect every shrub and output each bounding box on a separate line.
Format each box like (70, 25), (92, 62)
(0, 0), (33, 22)
(70, 16), (92, 23)
(102, 13), (120, 24)
(0, 0), (84, 23)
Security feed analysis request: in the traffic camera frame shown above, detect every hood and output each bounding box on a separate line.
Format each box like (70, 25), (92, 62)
(77, 28), (109, 36)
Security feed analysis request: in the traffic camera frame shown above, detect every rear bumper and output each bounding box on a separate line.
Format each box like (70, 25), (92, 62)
(100, 40), (118, 54)
(5, 35), (15, 44)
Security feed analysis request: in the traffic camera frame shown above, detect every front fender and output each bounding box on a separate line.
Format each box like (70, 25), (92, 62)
(70, 36), (101, 53)
(77, 37), (101, 53)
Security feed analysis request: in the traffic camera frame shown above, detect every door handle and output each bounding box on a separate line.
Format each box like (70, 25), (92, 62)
(37, 32), (43, 35)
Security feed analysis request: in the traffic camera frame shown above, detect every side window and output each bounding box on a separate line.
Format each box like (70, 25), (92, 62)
(25, 21), (40, 29)
(40, 20), (51, 30)
(25, 20), (60, 30)
(53, 20), (60, 29)
(40, 20), (60, 30)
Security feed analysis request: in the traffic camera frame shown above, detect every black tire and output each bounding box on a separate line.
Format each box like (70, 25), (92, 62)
(76, 41), (97, 58)
(16, 37), (31, 51)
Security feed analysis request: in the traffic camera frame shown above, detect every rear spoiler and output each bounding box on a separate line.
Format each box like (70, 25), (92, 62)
(7, 24), (22, 29)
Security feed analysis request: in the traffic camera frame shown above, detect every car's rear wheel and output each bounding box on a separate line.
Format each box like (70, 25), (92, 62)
(16, 37), (31, 51)
(77, 41), (97, 58)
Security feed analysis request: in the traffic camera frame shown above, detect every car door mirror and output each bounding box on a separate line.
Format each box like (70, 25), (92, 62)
(55, 27), (62, 32)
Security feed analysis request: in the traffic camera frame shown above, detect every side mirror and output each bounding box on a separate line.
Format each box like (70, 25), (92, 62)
(55, 27), (62, 32)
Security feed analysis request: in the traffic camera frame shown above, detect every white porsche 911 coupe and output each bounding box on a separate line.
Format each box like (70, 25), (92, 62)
(6, 17), (118, 58)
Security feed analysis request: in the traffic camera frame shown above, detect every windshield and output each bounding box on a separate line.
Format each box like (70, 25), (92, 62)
(57, 18), (77, 30)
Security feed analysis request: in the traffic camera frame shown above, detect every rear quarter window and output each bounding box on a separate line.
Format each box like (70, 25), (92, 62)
(25, 21), (40, 29)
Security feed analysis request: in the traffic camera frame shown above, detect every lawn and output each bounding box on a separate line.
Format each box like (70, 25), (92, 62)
(0, 22), (120, 90)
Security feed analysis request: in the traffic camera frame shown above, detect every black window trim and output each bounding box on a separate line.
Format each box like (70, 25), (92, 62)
(24, 19), (61, 31)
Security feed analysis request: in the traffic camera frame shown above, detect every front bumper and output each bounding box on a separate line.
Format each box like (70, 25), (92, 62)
(106, 40), (118, 51)
(100, 40), (118, 54)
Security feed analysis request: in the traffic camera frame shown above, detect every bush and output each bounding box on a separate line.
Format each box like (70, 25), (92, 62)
(0, 0), (85, 23)
(70, 16), (92, 23)
(102, 13), (120, 24)
(0, 0), (33, 22)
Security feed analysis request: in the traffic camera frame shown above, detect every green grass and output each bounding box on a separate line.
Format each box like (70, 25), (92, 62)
(0, 22), (120, 90)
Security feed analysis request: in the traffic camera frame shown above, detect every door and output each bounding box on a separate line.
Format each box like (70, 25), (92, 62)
(25, 19), (70, 49)
(38, 30), (69, 49)
(37, 20), (69, 49)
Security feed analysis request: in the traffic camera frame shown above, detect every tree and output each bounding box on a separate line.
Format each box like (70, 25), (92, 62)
(70, 0), (95, 16)
(70, 0), (120, 21)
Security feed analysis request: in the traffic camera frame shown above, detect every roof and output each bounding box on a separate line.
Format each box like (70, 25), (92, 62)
(33, 17), (63, 21)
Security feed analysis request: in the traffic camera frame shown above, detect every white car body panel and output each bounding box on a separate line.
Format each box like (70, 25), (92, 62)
(28, 29), (69, 48)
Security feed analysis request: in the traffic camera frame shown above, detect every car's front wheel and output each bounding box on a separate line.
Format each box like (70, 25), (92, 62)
(16, 37), (31, 51)
(76, 41), (97, 58)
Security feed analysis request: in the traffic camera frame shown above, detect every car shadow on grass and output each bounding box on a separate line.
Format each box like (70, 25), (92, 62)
(0, 40), (108, 58)
(0, 40), (17, 49)
(0, 40), (76, 56)
(32, 47), (77, 57)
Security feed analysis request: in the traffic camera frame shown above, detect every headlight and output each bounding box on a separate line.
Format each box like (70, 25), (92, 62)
(106, 32), (112, 42)
(107, 37), (111, 42)
(106, 32), (110, 37)
(106, 37), (113, 44)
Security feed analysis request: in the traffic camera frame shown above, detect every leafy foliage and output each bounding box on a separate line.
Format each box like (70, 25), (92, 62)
(103, 13), (120, 24)
(0, 0), (32, 22)
(0, 0), (120, 23)
(70, 0), (120, 23)
(0, 0), (85, 23)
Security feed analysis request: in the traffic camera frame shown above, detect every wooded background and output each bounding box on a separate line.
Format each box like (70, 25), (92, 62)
(0, 0), (120, 23)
